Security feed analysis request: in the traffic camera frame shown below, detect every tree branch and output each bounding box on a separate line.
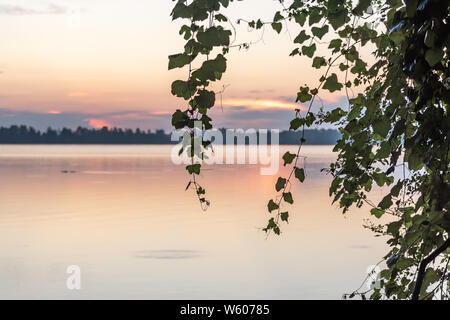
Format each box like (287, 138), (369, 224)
(412, 237), (450, 300)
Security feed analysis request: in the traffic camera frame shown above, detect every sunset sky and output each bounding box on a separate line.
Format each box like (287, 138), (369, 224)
(0, 0), (350, 131)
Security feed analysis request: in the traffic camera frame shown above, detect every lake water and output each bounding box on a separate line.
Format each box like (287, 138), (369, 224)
(0, 145), (388, 299)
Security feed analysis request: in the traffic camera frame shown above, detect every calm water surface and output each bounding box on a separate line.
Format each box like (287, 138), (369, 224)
(0, 145), (388, 299)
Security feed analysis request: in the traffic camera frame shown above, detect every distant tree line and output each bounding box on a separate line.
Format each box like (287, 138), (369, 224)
(0, 125), (340, 145)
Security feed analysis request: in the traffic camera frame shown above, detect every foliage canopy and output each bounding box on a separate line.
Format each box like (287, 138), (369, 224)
(169, 0), (450, 299)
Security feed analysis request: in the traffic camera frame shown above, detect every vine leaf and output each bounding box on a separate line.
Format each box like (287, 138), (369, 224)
(294, 30), (310, 44)
(267, 200), (279, 212)
(271, 22), (282, 34)
(282, 152), (296, 166)
(311, 25), (329, 39)
(186, 164), (201, 175)
(301, 43), (316, 58)
(168, 53), (192, 70)
(323, 73), (343, 92)
(424, 48), (443, 66)
(370, 208), (384, 219)
(283, 192), (294, 204)
(295, 167), (305, 183)
(276, 177), (287, 192)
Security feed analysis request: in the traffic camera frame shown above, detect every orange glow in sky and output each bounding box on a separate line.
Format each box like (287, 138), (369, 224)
(85, 118), (111, 129)
(222, 99), (306, 111)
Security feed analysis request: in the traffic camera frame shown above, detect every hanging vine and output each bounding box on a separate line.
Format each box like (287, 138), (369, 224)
(169, 0), (237, 210)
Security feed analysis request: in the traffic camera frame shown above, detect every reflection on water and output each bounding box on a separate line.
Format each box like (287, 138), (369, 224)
(0, 145), (388, 299)
(134, 250), (204, 260)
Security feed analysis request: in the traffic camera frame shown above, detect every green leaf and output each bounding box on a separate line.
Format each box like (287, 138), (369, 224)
(219, 0), (230, 8)
(328, 8), (347, 30)
(311, 25), (329, 39)
(256, 19), (263, 29)
(425, 48), (444, 66)
(353, 0), (371, 16)
(282, 152), (296, 166)
(308, 9), (321, 25)
(172, 109), (189, 129)
(322, 73), (343, 92)
(373, 172), (386, 187)
(370, 208), (384, 219)
(267, 199), (279, 212)
(193, 54), (227, 82)
(195, 90), (215, 109)
(301, 43), (316, 58)
(324, 108), (345, 122)
(186, 163), (201, 175)
(339, 63), (348, 71)
(294, 30), (310, 44)
(280, 212), (289, 222)
(283, 192), (294, 204)
(347, 104), (362, 121)
(273, 226), (280, 235)
(264, 217), (279, 234)
(405, 0), (418, 17)
(271, 22), (282, 34)
(295, 167), (305, 182)
(329, 177), (342, 196)
(387, 220), (402, 235)
(422, 268), (440, 294)
(179, 25), (192, 40)
(312, 57), (326, 69)
(396, 258), (416, 270)
(276, 177), (287, 192)
(378, 195), (393, 210)
(168, 53), (191, 70)
(407, 153), (423, 171)
(297, 91), (312, 102)
(372, 119), (390, 138)
(171, 80), (192, 100)
(215, 14), (228, 22)
(350, 59), (367, 74)
(389, 31), (404, 45)
(201, 114), (213, 130)
(375, 141), (390, 159)
(424, 30), (436, 48)
(390, 180), (403, 197)
(171, 3), (193, 20)
(289, 48), (300, 56)
(328, 39), (342, 53)
(290, 118), (304, 130)
(273, 11), (283, 22)
(197, 27), (232, 48)
(294, 12), (306, 26)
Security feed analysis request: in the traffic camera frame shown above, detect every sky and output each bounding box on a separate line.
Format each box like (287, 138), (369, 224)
(0, 0), (351, 131)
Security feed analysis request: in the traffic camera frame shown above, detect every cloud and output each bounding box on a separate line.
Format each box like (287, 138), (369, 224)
(84, 118), (111, 129)
(0, 3), (67, 15)
(0, 108), (172, 131)
(0, 96), (345, 132)
(248, 89), (276, 94)
(210, 106), (297, 129)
